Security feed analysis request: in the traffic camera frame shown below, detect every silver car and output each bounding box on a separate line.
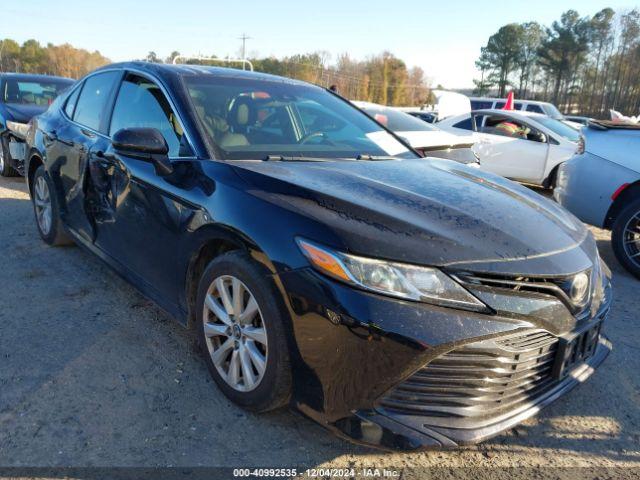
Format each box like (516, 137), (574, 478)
(554, 121), (640, 279)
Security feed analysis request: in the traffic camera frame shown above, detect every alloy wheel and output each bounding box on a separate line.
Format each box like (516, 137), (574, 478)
(34, 176), (52, 235)
(203, 275), (268, 392)
(623, 210), (640, 268)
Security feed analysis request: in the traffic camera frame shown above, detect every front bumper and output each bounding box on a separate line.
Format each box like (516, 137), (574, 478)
(1, 132), (26, 175)
(335, 330), (611, 449)
(277, 267), (612, 450)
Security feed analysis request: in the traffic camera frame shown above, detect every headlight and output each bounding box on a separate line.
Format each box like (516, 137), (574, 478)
(569, 272), (590, 307)
(6, 121), (30, 139)
(558, 269), (592, 312)
(297, 238), (487, 312)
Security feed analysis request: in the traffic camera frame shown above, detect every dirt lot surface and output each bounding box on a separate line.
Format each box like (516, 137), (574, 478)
(0, 175), (639, 479)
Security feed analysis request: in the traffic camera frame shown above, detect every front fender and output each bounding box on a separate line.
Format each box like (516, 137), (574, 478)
(24, 121), (49, 196)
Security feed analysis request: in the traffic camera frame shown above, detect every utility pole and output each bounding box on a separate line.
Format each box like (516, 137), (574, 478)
(238, 33), (251, 70)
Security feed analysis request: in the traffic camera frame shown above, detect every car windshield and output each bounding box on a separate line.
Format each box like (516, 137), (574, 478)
(534, 116), (580, 143)
(2, 79), (71, 106)
(544, 103), (564, 120)
(357, 105), (438, 132)
(184, 76), (416, 160)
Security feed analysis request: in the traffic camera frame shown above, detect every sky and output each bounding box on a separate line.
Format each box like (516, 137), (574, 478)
(3, 0), (637, 88)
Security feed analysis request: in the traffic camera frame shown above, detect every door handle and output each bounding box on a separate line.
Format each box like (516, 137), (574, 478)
(92, 149), (116, 163)
(44, 129), (58, 142)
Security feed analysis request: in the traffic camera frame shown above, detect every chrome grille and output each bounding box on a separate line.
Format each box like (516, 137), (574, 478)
(379, 330), (559, 419)
(454, 272), (592, 317)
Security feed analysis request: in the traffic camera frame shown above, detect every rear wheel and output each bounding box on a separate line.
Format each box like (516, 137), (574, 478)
(31, 166), (72, 246)
(0, 142), (18, 177)
(196, 251), (292, 411)
(612, 198), (640, 279)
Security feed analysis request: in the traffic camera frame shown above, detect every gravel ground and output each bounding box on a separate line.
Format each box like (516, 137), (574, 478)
(0, 175), (639, 478)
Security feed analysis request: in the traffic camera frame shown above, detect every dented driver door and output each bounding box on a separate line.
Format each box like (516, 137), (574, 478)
(85, 72), (197, 310)
(88, 145), (188, 310)
(47, 71), (122, 242)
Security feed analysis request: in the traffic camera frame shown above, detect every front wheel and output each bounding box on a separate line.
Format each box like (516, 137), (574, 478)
(612, 197), (640, 279)
(545, 167), (559, 190)
(196, 251), (292, 411)
(0, 142), (18, 177)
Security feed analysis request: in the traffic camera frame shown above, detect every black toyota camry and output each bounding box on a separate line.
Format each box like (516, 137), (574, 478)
(25, 62), (612, 450)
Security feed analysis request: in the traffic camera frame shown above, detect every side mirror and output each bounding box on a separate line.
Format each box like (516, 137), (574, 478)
(112, 128), (173, 176)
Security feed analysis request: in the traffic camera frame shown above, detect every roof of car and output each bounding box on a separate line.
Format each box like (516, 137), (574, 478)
(95, 61), (313, 86)
(470, 97), (553, 106)
(438, 108), (548, 126)
(351, 100), (390, 109)
(0, 72), (74, 83)
(472, 108), (546, 118)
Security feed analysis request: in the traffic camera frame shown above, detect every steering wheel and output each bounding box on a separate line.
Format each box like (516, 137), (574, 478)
(298, 131), (337, 146)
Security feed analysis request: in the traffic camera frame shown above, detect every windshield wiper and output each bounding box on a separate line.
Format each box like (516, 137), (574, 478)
(262, 154), (398, 162)
(355, 154), (400, 161)
(263, 155), (328, 162)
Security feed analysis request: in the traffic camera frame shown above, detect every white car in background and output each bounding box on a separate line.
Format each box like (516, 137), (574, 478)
(438, 109), (580, 188)
(470, 97), (564, 118)
(470, 97), (582, 130)
(352, 101), (480, 165)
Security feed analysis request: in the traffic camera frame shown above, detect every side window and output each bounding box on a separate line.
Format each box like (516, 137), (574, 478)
(526, 104), (544, 114)
(298, 103), (347, 135)
(514, 102), (524, 110)
(73, 71), (120, 132)
(64, 86), (81, 118)
(453, 117), (472, 130)
(473, 115), (484, 129)
(483, 116), (546, 142)
(471, 101), (493, 110)
(255, 105), (286, 137)
(109, 74), (185, 157)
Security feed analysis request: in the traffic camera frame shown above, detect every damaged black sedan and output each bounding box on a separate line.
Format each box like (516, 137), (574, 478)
(0, 73), (73, 176)
(25, 62), (612, 450)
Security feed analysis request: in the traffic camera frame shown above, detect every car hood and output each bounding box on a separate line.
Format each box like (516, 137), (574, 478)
(1, 103), (47, 123)
(397, 130), (475, 149)
(231, 158), (597, 276)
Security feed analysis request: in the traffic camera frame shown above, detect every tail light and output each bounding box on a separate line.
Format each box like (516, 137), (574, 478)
(612, 183), (629, 201)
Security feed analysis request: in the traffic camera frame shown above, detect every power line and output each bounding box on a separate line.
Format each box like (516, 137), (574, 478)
(238, 34), (251, 70)
(273, 59), (429, 90)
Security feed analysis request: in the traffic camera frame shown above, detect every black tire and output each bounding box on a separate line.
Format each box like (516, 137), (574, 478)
(195, 250), (292, 411)
(612, 197), (640, 280)
(31, 165), (72, 246)
(545, 166), (559, 190)
(0, 142), (18, 177)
